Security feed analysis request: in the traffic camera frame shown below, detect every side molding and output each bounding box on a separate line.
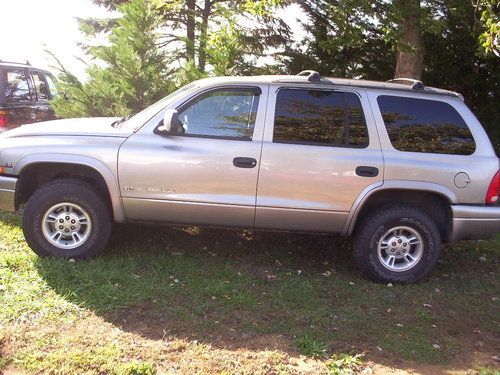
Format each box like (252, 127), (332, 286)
(342, 180), (458, 236)
(14, 154), (126, 223)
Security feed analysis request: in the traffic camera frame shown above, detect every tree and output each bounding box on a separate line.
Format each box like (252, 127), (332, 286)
(281, 0), (395, 79)
(473, 0), (500, 56)
(50, 0), (171, 118)
(393, 0), (424, 79)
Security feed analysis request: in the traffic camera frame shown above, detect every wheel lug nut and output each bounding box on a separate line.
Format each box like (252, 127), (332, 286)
(396, 252), (400, 255)
(65, 216), (70, 220)
(391, 248), (395, 252)
(398, 239), (402, 243)
(71, 226), (75, 230)
(71, 219), (76, 224)
(65, 229), (69, 233)
(403, 249), (406, 253)
(59, 225), (63, 229)
(392, 242), (396, 246)
(59, 219), (64, 223)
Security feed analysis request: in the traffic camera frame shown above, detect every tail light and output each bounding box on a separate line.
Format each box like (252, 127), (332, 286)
(0, 110), (7, 127)
(486, 171), (500, 204)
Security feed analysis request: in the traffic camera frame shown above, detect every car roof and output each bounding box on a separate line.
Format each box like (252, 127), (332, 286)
(194, 73), (463, 100)
(0, 61), (52, 74)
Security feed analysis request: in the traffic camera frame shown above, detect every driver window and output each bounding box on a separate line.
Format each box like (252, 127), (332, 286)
(177, 89), (259, 140)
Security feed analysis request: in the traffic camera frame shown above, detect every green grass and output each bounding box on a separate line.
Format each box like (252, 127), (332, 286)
(0, 210), (499, 374)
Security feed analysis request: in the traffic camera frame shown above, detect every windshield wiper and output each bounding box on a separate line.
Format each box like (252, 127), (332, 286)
(111, 115), (131, 129)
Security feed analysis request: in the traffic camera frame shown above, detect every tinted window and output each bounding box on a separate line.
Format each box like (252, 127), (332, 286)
(178, 89), (259, 140)
(5, 70), (32, 103)
(31, 72), (50, 100)
(273, 89), (368, 147)
(44, 73), (58, 98)
(377, 96), (475, 155)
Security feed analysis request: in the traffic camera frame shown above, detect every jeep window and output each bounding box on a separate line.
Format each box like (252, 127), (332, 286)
(177, 89), (259, 140)
(377, 95), (476, 155)
(31, 71), (50, 100)
(273, 89), (368, 147)
(5, 70), (32, 103)
(43, 73), (58, 98)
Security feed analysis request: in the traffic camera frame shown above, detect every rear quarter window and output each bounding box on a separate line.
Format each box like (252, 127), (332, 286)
(377, 95), (475, 155)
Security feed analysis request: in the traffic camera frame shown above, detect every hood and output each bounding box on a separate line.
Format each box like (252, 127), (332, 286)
(0, 117), (132, 139)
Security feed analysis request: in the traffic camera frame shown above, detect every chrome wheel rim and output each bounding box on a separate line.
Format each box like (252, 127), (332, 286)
(41, 203), (92, 250)
(377, 226), (423, 272)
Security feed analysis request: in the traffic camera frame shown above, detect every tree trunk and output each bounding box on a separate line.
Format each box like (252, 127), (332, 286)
(198, 0), (211, 72)
(394, 0), (423, 80)
(185, 0), (196, 61)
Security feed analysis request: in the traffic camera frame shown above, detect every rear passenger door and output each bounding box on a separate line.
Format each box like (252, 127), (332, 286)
(30, 70), (57, 122)
(255, 86), (384, 233)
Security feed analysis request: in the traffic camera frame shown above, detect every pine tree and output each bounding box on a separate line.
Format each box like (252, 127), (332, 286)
(50, 0), (171, 118)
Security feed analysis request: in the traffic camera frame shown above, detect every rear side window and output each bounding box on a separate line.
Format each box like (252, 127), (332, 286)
(31, 71), (50, 100)
(273, 89), (368, 147)
(5, 70), (32, 103)
(377, 95), (475, 155)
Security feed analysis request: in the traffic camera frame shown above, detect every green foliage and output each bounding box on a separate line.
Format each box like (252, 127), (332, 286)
(326, 353), (363, 375)
(116, 361), (156, 375)
(474, 0), (500, 56)
(294, 336), (328, 358)
(50, 0), (171, 118)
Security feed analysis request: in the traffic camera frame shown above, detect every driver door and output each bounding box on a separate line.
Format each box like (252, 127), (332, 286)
(118, 85), (267, 227)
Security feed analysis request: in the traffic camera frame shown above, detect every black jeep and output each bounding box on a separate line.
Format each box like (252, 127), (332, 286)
(0, 60), (58, 132)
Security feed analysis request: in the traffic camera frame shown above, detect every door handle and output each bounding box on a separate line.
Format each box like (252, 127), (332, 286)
(356, 166), (379, 177)
(233, 157), (257, 168)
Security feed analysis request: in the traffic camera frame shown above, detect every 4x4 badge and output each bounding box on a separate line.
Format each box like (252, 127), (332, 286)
(1, 162), (12, 168)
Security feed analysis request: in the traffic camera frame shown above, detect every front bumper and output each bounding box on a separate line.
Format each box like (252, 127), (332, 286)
(0, 176), (17, 212)
(451, 205), (500, 241)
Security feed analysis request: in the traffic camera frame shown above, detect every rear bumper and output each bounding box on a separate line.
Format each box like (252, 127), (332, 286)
(451, 205), (500, 241)
(0, 176), (17, 212)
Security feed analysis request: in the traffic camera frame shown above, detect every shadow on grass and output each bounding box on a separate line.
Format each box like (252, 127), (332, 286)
(30, 222), (499, 370)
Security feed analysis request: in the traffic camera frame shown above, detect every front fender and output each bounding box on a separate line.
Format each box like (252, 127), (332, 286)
(14, 154), (126, 223)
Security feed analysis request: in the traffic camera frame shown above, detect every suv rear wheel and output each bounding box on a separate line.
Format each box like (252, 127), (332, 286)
(23, 179), (111, 259)
(353, 205), (441, 284)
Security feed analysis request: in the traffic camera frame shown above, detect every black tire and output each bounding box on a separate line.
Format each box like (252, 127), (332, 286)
(23, 178), (112, 259)
(353, 205), (441, 284)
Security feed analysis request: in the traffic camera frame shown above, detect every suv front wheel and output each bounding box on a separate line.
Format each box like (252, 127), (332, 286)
(353, 206), (442, 284)
(23, 179), (111, 259)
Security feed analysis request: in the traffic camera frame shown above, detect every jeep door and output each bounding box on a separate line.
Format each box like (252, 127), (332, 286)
(119, 85), (267, 227)
(30, 70), (57, 122)
(255, 85), (384, 233)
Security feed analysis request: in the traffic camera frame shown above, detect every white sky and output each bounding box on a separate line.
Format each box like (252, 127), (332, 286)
(1, 0), (304, 81)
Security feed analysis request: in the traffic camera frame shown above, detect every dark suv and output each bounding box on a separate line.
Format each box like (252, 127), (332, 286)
(0, 60), (58, 132)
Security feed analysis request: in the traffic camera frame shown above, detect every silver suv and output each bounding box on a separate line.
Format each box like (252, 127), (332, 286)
(0, 71), (499, 283)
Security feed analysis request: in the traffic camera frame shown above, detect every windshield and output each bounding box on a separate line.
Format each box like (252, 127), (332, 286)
(120, 82), (198, 131)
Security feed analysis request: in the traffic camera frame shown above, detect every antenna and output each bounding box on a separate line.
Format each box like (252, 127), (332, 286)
(387, 78), (425, 91)
(297, 70), (322, 83)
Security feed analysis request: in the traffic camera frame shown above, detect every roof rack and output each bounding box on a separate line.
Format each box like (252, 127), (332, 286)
(387, 78), (424, 91)
(297, 70), (322, 83)
(0, 59), (31, 66)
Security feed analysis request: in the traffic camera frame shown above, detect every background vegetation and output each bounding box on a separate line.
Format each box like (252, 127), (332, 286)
(49, 0), (499, 150)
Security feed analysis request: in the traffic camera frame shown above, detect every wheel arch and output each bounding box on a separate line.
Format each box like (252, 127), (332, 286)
(14, 154), (125, 223)
(344, 181), (456, 242)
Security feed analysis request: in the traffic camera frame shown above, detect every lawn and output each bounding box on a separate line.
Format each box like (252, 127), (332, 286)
(0, 210), (498, 374)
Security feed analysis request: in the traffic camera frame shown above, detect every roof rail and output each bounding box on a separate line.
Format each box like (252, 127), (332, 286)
(297, 70), (322, 83)
(387, 78), (424, 91)
(0, 59), (31, 66)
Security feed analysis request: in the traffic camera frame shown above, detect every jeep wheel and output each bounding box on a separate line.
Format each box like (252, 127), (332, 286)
(353, 206), (441, 284)
(23, 179), (111, 259)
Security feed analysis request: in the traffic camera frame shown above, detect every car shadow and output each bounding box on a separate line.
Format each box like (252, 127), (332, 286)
(30, 222), (499, 372)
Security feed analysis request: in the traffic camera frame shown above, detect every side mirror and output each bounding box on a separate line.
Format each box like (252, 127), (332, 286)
(156, 109), (180, 134)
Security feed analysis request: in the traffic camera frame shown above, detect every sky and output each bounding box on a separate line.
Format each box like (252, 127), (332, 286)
(1, 0), (116, 80)
(1, 0), (304, 82)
